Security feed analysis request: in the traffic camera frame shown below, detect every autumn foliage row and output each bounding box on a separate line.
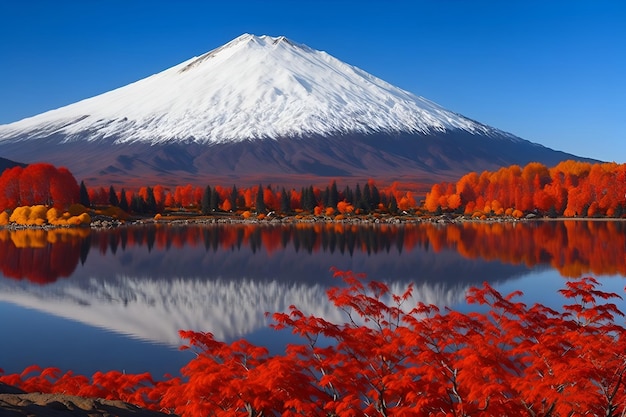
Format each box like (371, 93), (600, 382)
(90, 180), (417, 216)
(425, 160), (626, 217)
(76, 159), (626, 218)
(3, 160), (626, 219)
(3, 270), (626, 416)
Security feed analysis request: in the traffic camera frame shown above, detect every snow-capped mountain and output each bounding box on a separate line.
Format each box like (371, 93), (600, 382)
(0, 34), (591, 187)
(0, 34), (502, 144)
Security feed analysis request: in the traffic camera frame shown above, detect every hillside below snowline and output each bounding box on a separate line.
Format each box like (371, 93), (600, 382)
(0, 130), (591, 191)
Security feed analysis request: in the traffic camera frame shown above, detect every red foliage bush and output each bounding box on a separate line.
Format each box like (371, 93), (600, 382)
(2, 270), (626, 416)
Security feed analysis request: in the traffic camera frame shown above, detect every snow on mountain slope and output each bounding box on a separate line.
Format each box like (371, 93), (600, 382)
(0, 34), (503, 144)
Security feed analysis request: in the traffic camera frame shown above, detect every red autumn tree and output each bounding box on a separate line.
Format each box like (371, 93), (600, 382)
(0, 163), (80, 210)
(263, 186), (278, 212)
(20, 163), (57, 206)
(0, 166), (23, 210)
(50, 167), (80, 209)
(88, 186), (109, 206)
(152, 184), (167, 209)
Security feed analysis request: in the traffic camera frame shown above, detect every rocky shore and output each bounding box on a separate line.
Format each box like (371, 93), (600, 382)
(0, 383), (171, 417)
(87, 211), (531, 229)
(3, 209), (623, 232)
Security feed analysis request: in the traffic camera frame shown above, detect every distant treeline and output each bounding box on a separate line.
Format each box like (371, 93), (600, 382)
(85, 180), (416, 216)
(2, 160), (626, 218)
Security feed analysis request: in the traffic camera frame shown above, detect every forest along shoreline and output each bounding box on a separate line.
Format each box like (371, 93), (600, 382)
(3, 160), (626, 230)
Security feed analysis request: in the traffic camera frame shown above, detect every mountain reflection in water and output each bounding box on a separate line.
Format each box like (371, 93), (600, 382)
(1, 220), (625, 376)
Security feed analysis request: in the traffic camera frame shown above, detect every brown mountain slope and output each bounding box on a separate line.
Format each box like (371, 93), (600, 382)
(0, 130), (594, 191)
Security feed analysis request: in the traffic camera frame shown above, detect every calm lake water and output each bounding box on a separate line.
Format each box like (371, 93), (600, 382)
(1, 220), (625, 378)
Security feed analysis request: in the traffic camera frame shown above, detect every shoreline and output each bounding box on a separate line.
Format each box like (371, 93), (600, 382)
(1, 211), (625, 231)
(0, 382), (169, 417)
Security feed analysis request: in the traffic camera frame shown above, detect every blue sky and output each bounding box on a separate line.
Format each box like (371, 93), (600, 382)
(1, 1), (624, 162)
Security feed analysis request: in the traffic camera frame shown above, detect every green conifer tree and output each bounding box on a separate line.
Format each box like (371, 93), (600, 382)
(210, 188), (220, 212)
(201, 185), (211, 215)
(370, 183), (380, 208)
(329, 181), (339, 209)
(354, 184), (362, 209)
(130, 194), (146, 214)
(343, 185), (354, 205)
(280, 187), (291, 214)
(79, 181), (90, 208)
(361, 184), (371, 212)
(145, 187), (157, 214)
(230, 185), (238, 211)
(119, 189), (129, 212)
(256, 184), (266, 213)
(388, 194), (398, 214)
(109, 185), (119, 207)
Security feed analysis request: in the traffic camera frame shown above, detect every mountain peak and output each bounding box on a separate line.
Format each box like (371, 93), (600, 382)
(235, 33), (297, 47)
(179, 33), (301, 74)
(0, 34), (500, 145)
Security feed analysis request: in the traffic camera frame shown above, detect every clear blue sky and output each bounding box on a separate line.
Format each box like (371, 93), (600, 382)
(1, 1), (624, 162)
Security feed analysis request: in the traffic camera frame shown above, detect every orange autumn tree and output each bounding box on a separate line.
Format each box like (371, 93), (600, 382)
(425, 160), (626, 218)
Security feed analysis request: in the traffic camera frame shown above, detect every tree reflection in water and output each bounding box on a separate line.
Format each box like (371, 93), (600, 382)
(0, 220), (625, 284)
(0, 228), (89, 284)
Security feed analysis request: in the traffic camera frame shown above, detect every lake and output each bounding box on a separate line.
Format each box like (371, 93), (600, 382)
(1, 220), (625, 379)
